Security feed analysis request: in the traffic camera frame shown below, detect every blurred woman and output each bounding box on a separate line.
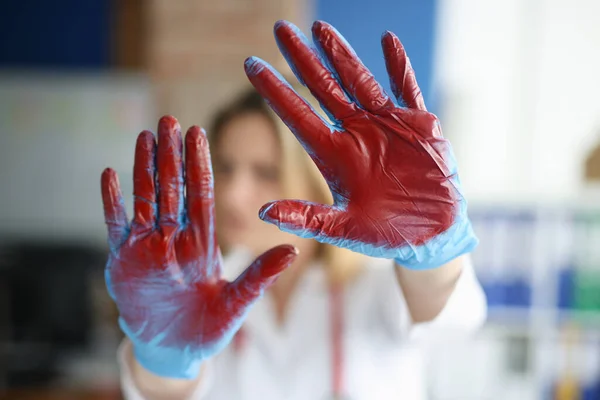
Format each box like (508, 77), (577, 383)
(101, 20), (487, 400)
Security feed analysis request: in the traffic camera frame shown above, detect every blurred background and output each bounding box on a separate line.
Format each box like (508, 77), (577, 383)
(0, 0), (599, 399)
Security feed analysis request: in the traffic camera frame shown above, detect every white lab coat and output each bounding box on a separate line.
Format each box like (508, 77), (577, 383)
(119, 248), (487, 400)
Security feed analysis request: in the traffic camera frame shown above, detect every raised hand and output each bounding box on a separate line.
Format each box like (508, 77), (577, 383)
(101, 116), (297, 378)
(244, 21), (477, 270)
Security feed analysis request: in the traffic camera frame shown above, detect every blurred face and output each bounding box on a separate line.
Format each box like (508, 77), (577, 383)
(213, 113), (298, 257)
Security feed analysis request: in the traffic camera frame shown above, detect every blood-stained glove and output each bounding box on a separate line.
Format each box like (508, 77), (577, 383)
(101, 116), (297, 379)
(244, 20), (477, 270)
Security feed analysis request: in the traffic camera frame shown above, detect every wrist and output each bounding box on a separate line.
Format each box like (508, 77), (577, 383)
(394, 215), (478, 270)
(124, 340), (204, 400)
(119, 318), (203, 379)
(132, 340), (203, 379)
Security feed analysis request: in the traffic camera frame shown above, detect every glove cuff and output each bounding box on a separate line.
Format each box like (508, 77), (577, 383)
(119, 317), (203, 379)
(132, 341), (203, 379)
(394, 216), (479, 270)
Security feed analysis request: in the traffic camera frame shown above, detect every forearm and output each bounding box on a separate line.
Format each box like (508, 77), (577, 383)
(394, 255), (465, 323)
(123, 339), (205, 400)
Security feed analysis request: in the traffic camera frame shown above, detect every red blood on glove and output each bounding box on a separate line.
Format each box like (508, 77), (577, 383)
(244, 21), (477, 268)
(101, 116), (297, 378)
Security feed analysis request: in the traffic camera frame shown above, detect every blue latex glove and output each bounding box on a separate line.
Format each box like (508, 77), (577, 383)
(101, 117), (297, 378)
(244, 20), (478, 269)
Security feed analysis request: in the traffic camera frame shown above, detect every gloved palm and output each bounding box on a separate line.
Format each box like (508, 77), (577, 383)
(101, 117), (297, 378)
(245, 21), (477, 269)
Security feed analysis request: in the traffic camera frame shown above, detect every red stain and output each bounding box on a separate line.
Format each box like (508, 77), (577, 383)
(247, 21), (460, 250)
(101, 116), (297, 352)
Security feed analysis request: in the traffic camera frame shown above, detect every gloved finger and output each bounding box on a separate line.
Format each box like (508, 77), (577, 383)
(185, 126), (217, 254)
(101, 168), (129, 249)
(174, 230), (223, 280)
(157, 116), (184, 227)
(312, 21), (394, 114)
(132, 131), (157, 232)
(258, 199), (344, 240)
(273, 20), (357, 121)
(224, 245), (298, 309)
(381, 31), (427, 111)
(245, 56), (336, 165)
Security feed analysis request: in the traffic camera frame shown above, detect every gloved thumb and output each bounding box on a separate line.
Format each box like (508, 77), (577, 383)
(259, 200), (343, 240)
(224, 245), (298, 310)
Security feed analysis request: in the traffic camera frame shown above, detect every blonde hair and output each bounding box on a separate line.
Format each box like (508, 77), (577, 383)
(274, 84), (366, 285)
(209, 82), (366, 285)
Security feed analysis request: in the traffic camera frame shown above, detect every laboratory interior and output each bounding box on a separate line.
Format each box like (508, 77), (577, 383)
(1, 0), (600, 399)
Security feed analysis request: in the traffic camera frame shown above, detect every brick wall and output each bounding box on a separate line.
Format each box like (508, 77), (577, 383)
(146, 0), (313, 129)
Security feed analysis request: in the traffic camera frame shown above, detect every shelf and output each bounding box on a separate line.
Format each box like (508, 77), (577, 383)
(486, 306), (600, 333)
